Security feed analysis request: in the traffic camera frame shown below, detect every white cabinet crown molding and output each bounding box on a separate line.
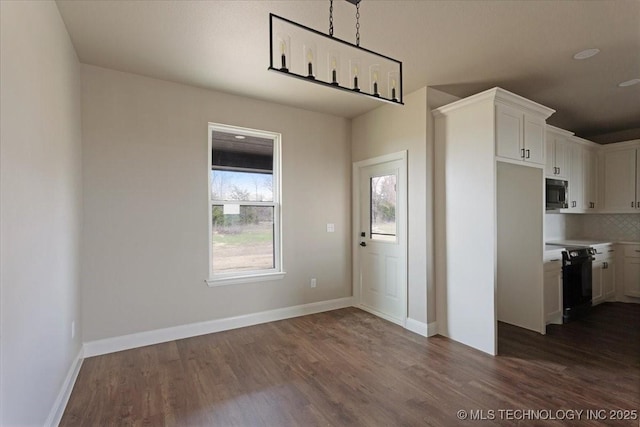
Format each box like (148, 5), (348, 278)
(546, 125), (575, 138)
(599, 139), (640, 152)
(432, 87), (555, 119)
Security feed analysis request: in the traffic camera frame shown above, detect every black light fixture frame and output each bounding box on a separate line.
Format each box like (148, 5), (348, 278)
(268, 13), (404, 105)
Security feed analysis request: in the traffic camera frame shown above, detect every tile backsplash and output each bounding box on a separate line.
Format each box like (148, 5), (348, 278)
(580, 214), (640, 242)
(545, 213), (640, 242)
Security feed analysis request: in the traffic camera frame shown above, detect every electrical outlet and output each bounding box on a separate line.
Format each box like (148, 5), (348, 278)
(71, 321), (76, 339)
(326, 223), (335, 233)
(310, 278), (317, 288)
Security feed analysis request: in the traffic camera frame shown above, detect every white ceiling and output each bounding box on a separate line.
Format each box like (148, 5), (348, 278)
(56, 0), (640, 143)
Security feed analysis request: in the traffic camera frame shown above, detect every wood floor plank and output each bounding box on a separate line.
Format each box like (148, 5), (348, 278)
(61, 303), (640, 426)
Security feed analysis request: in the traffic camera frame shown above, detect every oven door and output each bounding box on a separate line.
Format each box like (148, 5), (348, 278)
(563, 260), (592, 309)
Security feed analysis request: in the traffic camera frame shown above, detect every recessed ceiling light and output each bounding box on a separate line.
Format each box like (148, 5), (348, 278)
(573, 48), (600, 60)
(618, 78), (640, 87)
(234, 135), (246, 140)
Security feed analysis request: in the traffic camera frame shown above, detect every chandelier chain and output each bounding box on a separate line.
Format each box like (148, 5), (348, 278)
(329, 0), (334, 36)
(355, 1), (360, 46)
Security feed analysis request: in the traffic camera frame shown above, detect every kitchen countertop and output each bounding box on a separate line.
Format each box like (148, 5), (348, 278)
(546, 239), (615, 247)
(544, 239), (640, 254)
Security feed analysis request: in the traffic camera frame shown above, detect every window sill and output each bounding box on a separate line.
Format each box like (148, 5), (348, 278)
(206, 271), (286, 287)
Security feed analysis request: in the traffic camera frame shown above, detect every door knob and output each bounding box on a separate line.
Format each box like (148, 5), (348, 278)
(359, 242), (367, 247)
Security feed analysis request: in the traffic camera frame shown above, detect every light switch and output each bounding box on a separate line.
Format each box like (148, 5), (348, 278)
(326, 223), (335, 233)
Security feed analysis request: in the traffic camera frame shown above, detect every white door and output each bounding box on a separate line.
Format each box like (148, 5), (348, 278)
(354, 153), (407, 325)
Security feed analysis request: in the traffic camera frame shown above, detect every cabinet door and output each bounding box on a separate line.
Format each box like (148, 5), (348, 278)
(636, 150), (640, 210)
(623, 258), (640, 297)
(583, 149), (598, 209)
(603, 258), (615, 298)
(604, 149), (637, 211)
(592, 261), (604, 304)
(545, 137), (556, 178)
(569, 145), (583, 210)
(523, 115), (545, 165)
(555, 138), (570, 180)
(543, 264), (562, 325)
(496, 104), (523, 161)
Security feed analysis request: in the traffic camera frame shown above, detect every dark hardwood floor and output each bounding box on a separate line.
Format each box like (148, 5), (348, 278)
(61, 303), (639, 426)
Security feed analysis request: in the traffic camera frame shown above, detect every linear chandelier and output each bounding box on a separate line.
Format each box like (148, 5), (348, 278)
(268, 0), (403, 105)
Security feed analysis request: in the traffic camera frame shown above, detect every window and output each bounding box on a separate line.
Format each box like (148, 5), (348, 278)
(370, 174), (397, 242)
(207, 124), (284, 286)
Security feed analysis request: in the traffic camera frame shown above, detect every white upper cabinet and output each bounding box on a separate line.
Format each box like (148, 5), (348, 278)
(545, 126), (571, 180)
(523, 115), (546, 164)
(496, 99), (551, 166)
(496, 104), (523, 161)
(602, 145), (639, 212)
(567, 135), (599, 212)
(583, 148), (598, 209)
(568, 144), (583, 210)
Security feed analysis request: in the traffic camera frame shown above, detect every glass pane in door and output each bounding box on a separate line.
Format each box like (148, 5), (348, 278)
(370, 174), (397, 242)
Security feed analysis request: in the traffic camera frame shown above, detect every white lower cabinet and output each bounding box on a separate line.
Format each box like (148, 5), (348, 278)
(592, 244), (615, 305)
(603, 258), (616, 299)
(622, 244), (640, 298)
(544, 259), (562, 324)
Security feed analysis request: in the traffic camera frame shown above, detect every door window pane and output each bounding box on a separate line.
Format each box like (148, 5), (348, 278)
(370, 174), (397, 242)
(212, 205), (275, 273)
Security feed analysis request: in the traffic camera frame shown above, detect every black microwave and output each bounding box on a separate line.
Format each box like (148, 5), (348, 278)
(546, 179), (568, 210)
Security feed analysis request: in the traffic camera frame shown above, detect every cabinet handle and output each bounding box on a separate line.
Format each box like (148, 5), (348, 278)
(632, 202), (635, 208)
(635, 250), (640, 253)
(558, 167), (561, 175)
(550, 259), (560, 262)
(608, 250), (615, 253)
(604, 262), (608, 269)
(521, 148), (525, 158)
(525, 149), (530, 159)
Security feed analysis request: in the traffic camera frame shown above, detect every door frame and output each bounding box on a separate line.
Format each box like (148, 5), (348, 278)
(352, 151), (408, 326)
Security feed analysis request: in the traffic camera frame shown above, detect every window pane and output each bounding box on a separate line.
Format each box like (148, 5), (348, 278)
(211, 131), (274, 171)
(370, 174), (397, 242)
(211, 170), (273, 202)
(212, 205), (274, 273)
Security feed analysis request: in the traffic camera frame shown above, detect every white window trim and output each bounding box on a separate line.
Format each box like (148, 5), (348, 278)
(206, 123), (285, 286)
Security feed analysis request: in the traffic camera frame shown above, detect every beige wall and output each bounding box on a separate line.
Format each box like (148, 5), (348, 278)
(352, 88), (429, 323)
(81, 65), (352, 341)
(0, 1), (83, 424)
(352, 87), (459, 326)
(426, 88), (461, 323)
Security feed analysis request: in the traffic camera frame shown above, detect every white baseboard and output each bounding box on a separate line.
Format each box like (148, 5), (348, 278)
(405, 318), (428, 336)
(45, 346), (84, 427)
(84, 296), (355, 357)
(427, 321), (438, 336)
(404, 318), (439, 337)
